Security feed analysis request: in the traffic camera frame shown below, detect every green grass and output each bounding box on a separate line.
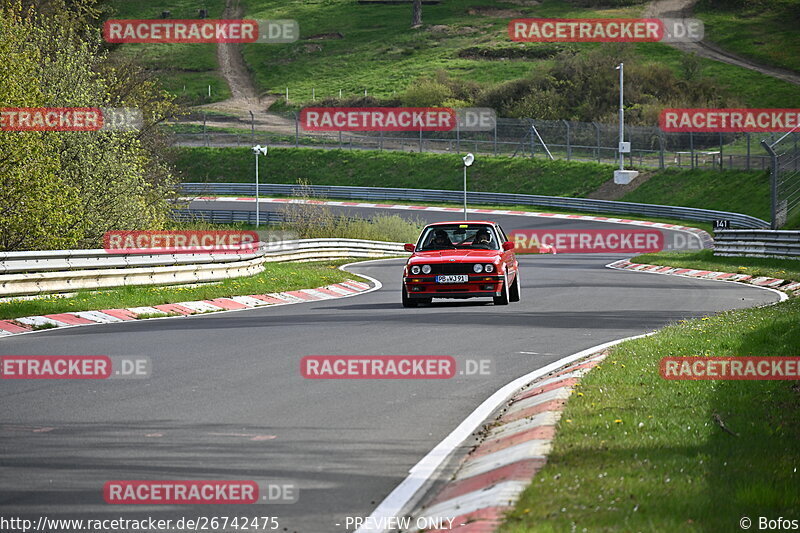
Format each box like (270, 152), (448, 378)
(106, 0), (230, 105)
(619, 168), (771, 222)
(0, 261), (354, 320)
(175, 146), (773, 224)
(241, 0), (638, 103)
(175, 146), (616, 197)
(694, 0), (800, 74)
(237, 0), (800, 109)
(502, 296), (800, 532)
(107, 0), (800, 110)
(635, 249), (800, 282)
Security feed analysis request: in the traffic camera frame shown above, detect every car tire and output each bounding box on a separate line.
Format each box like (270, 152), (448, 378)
(493, 273), (510, 306)
(402, 288), (418, 308)
(509, 271), (521, 302)
(418, 297), (432, 305)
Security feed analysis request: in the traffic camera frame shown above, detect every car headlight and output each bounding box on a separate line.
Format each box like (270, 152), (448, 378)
(410, 265), (421, 275)
(485, 264), (495, 273)
(421, 264), (432, 274)
(473, 264), (483, 273)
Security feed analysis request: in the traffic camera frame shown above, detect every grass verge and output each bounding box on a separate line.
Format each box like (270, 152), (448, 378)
(694, 0), (800, 74)
(502, 295), (800, 532)
(0, 260), (356, 320)
(175, 146), (616, 198)
(635, 250), (800, 282)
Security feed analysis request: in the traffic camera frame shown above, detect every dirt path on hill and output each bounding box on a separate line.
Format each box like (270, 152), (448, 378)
(190, 0), (295, 134)
(644, 0), (800, 86)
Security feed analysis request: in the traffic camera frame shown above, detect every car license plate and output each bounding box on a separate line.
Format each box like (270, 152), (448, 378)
(436, 275), (468, 283)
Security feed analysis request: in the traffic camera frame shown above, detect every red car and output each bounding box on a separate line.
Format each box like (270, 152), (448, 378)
(402, 221), (520, 307)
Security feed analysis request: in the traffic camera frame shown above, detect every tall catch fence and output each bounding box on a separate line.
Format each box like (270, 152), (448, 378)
(173, 111), (779, 172)
(761, 129), (800, 229)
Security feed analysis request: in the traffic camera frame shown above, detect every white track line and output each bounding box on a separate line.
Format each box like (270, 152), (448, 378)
(354, 333), (651, 533)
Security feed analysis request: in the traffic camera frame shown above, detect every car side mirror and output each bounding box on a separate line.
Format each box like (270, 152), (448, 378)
(404, 243), (416, 252)
(502, 241), (515, 251)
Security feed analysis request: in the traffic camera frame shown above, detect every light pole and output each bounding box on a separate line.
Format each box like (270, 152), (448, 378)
(462, 153), (474, 220)
(252, 145), (268, 227)
(616, 62), (624, 172)
(613, 63), (638, 184)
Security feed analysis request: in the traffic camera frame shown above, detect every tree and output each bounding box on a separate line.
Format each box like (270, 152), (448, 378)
(0, 1), (181, 250)
(411, 0), (422, 27)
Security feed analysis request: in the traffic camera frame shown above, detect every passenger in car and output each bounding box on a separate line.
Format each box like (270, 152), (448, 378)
(472, 228), (492, 248)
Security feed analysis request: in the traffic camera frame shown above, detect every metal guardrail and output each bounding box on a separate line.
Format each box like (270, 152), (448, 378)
(713, 229), (800, 259)
(181, 182), (770, 229)
(0, 239), (407, 297)
(171, 208), (286, 225)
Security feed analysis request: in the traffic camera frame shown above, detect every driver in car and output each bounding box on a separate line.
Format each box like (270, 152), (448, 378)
(430, 229), (453, 248)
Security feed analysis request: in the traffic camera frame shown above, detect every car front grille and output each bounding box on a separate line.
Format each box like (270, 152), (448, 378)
(427, 263), (480, 275)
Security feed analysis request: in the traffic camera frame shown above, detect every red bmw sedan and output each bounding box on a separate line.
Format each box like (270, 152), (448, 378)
(402, 221), (520, 307)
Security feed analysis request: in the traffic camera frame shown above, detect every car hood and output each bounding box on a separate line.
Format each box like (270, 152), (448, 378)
(408, 249), (501, 264)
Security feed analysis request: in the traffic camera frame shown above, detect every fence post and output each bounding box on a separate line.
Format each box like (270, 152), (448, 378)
(690, 132), (695, 170)
(529, 120), (535, 158)
(746, 133), (751, 171)
(761, 140), (779, 229)
(203, 112), (207, 148)
(719, 132), (724, 170)
(419, 124), (423, 153)
(658, 132), (665, 169)
(456, 118), (460, 153)
(592, 122), (601, 162)
(493, 121), (497, 156)
(380, 130), (383, 151)
(563, 120), (571, 161)
(294, 112), (299, 148)
(249, 110), (255, 141)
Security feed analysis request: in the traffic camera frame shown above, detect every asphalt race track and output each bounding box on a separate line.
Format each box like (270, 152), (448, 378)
(0, 204), (778, 532)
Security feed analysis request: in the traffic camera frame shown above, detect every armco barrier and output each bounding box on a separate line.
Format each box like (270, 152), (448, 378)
(181, 183), (769, 229)
(0, 239), (407, 297)
(714, 229), (800, 259)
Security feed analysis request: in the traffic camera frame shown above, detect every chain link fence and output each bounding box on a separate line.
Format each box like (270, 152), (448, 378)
(172, 110), (778, 172)
(761, 130), (800, 229)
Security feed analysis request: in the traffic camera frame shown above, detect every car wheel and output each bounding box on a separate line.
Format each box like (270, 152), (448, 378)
(493, 273), (510, 306)
(402, 287), (418, 308)
(509, 271), (521, 302)
(418, 297), (432, 305)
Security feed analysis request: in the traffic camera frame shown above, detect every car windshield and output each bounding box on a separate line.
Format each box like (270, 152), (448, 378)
(418, 224), (499, 251)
